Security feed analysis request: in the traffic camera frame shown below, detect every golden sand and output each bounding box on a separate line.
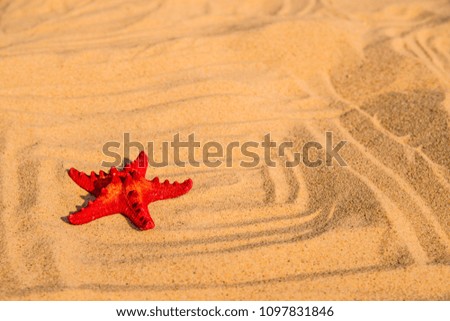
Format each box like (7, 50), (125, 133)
(0, 0), (449, 300)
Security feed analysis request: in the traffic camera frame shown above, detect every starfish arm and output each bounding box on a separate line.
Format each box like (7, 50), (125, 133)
(68, 168), (111, 197)
(145, 177), (193, 202)
(122, 205), (155, 230)
(68, 168), (96, 194)
(67, 177), (123, 225)
(124, 151), (148, 177)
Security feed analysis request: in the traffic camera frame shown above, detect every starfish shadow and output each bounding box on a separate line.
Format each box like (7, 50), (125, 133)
(124, 217), (143, 231)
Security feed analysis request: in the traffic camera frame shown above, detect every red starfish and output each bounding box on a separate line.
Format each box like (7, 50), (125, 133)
(67, 151), (193, 230)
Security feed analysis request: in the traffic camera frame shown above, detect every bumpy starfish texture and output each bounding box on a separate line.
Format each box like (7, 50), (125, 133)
(67, 151), (193, 230)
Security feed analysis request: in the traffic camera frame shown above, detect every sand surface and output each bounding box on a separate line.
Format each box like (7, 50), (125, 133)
(0, 0), (449, 300)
